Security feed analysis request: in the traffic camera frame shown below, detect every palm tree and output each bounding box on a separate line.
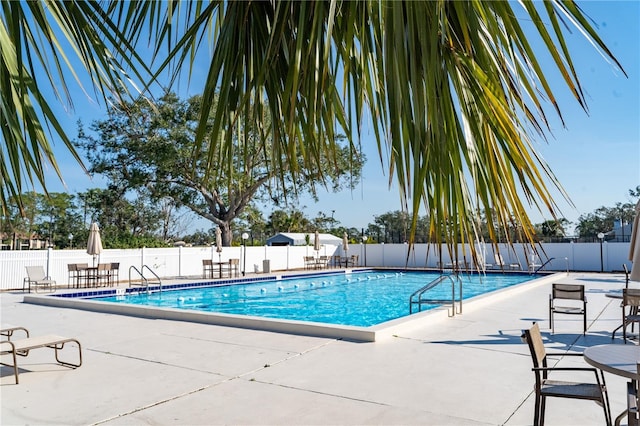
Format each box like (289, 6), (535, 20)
(1, 1), (624, 258)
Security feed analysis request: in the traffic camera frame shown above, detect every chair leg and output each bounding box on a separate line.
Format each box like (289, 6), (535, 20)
(624, 321), (629, 344)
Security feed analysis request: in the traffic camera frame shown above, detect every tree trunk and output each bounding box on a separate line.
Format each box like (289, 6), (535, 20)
(221, 222), (233, 246)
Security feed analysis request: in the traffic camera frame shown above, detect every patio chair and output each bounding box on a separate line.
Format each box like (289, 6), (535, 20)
(229, 259), (240, 277)
(303, 256), (316, 270)
(494, 253), (521, 270)
(97, 263), (112, 286)
(521, 323), (612, 426)
(202, 259), (214, 278)
(23, 266), (56, 293)
(0, 331), (82, 384)
(346, 255), (359, 267)
(75, 263), (89, 287)
(628, 363), (640, 426)
(67, 263), (80, 288)
(621, 288), (640, 344)
(549, 283), (587, 334)
(110, 262), (120, 284)
(318, 255), (329, 269)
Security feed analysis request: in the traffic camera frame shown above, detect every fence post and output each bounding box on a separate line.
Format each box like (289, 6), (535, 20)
(46, 246), (53, 277)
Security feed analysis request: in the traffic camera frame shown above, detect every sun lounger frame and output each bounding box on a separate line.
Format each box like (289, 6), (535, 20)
(1, 334), (82, 384)
(0, 325), (29, 340)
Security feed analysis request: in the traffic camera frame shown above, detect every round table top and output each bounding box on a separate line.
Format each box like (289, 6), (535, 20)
(583, 344), (640, 380)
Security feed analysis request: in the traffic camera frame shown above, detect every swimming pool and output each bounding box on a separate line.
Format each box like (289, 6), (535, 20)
(97, 271), (535, 326)
(25, 270), (557, 341)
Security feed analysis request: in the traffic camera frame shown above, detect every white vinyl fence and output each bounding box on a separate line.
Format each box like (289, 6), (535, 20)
(0, 242), (632, 291)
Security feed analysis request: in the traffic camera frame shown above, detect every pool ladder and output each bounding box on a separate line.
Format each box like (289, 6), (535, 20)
(129, 265), (162, 293)
(409, 274), (462, 317)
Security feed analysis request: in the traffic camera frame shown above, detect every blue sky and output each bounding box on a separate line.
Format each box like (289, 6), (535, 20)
(41, 1), (639, 234)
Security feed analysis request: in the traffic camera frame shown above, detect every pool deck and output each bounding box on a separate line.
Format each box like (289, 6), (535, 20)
(1, 271), (636, 425)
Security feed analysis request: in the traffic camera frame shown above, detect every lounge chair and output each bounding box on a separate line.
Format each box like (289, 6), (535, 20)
(528, 254), (543, 272)
(0, 325), (29, 340)
(0, 327), (82, 384)
(493, 253), (521, 270)
(23, 266), (56, 293)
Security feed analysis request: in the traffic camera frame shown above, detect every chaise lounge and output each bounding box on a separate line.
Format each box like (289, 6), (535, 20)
(23, 266), (56, 293)
(1, 326), (82, 384)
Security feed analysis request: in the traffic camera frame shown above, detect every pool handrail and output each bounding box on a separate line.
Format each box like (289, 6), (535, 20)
(409, 274), (462, 317)
(532, 257), (555, 274)
(129, 265), (162, 293)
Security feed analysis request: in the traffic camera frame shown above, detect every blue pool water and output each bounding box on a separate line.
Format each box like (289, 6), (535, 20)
(95, 271), (537, 327)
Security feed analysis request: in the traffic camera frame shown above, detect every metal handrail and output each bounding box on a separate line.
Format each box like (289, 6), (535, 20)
(533, 257), (555, 274)
(128, 265), (162, 293)
(409, 274), (462, 317)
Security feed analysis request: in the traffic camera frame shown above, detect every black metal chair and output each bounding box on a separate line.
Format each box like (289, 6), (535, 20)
(549, 283), (587, 334)
(522, 323), (612, 426)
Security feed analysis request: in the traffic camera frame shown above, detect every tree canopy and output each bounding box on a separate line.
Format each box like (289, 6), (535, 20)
(76, 92), (363, 245)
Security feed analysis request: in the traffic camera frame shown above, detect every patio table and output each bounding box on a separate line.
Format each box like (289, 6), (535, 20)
(584, 344), (640, 426)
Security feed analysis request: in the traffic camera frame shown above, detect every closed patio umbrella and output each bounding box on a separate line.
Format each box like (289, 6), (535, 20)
(314, 230), (320, 256)
(342, 232), (349, 255)
(216, 227), (223, 262)
(630, 200), (640, 282)
(87, 222), (103, 266)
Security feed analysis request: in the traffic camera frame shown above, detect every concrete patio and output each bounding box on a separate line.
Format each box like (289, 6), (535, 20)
(1, 272), (636, 425)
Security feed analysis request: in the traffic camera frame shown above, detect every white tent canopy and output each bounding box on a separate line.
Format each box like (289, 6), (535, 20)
(266, 232), (342, 246)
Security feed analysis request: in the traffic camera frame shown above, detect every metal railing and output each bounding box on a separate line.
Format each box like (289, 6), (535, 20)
(129, 265), (162, 293)
(409, 274), (462, 317)
(532, 257), (555, 274)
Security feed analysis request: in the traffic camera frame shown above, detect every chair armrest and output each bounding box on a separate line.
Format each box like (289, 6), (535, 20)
(546, 352), (583, 357)
(532, 366), (606, 385)
(533, 366), (599, 373)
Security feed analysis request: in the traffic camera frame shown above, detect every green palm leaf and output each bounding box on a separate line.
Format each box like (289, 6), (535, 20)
(2, 0), (625, 261)
(0, 1), (151, 214)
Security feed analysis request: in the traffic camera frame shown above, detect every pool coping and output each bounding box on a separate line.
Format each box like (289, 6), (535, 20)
(22, 270), (561, 342)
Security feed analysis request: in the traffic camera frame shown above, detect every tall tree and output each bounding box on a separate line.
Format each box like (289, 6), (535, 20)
(2, 1), (625, 260)
(76, 93), (363, 245)
(78, 187), (168, 248)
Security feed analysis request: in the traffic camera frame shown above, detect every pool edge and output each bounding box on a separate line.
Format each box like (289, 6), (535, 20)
(22, 272), (561, 343)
